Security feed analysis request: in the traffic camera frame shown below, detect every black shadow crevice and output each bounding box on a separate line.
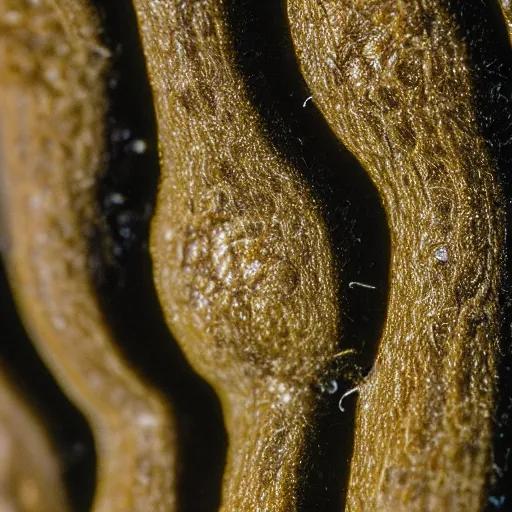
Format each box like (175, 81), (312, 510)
(224, 1), (390, 510)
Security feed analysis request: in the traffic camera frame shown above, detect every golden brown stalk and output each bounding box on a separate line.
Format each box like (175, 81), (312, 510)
(498, 0), (512, 41)
(0, 1), (177, 510)
(132, 0), (340, 509)
(288, 1), (504, 511)
(0, 368), (68, 512)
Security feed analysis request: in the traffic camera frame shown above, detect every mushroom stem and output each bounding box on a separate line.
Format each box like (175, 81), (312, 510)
(0, 1), (177, 510)
(288, 0), (505, 510)
(132, 0), (341, 508)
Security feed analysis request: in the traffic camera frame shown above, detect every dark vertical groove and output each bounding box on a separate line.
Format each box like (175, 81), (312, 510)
(88, 1), (226, 511)
(223, 1), (390, 510)
(448, 1), (512, 509)
(0, 263), (96, 512)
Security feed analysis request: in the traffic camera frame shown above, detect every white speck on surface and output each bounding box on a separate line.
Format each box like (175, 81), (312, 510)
(108, 192), (125, 205)
(28, 195), (42, 210)
(216, 255), (232, 281)
(4, 11), (21, 24)
(89, 44), (111, 59)
(348, 281), (377, 290)
(52, 316), (66, 331)
(326, 57), (336, 70)
(78, 26), (94, 38)
(137, 412), (159, 428)
(242, 260), (261, 280)
(175, 241), (183, 262)
(164, 230), (173, 241)
(185, 241), (199, 262)
(434, 246), (448, 263)
(130, 139), (148, 154)
(119, 227), (131, 239)
(43, 68), (60, 85)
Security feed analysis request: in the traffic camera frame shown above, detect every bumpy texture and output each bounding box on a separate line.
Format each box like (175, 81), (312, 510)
(288, 1), (505, 510)
(0, 1), (177, 510)
(0, 368), (68, 512)
(133, 0), (341, 509)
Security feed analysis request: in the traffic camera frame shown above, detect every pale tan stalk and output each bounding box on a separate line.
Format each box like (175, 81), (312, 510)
(0, 368), (69, 512)
(0, 1), (177, 510)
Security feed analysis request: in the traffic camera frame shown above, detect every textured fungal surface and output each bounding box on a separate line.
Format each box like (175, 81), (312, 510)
(288, 1), (505, 510)
(1, 0), (512, 511)
(0, 1), (177, 510)
(133, 0), (341, 509)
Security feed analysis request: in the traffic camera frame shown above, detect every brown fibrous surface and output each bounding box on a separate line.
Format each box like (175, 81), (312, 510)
(289, 1), (505, 510)
(133, 0), (342, 509)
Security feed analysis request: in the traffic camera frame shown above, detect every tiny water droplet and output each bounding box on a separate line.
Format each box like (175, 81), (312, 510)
(434, 247), (448, 263)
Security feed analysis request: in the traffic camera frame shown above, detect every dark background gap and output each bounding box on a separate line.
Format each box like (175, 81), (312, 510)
(223, 1), (390, 510)
(448, 1), (512, 510)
